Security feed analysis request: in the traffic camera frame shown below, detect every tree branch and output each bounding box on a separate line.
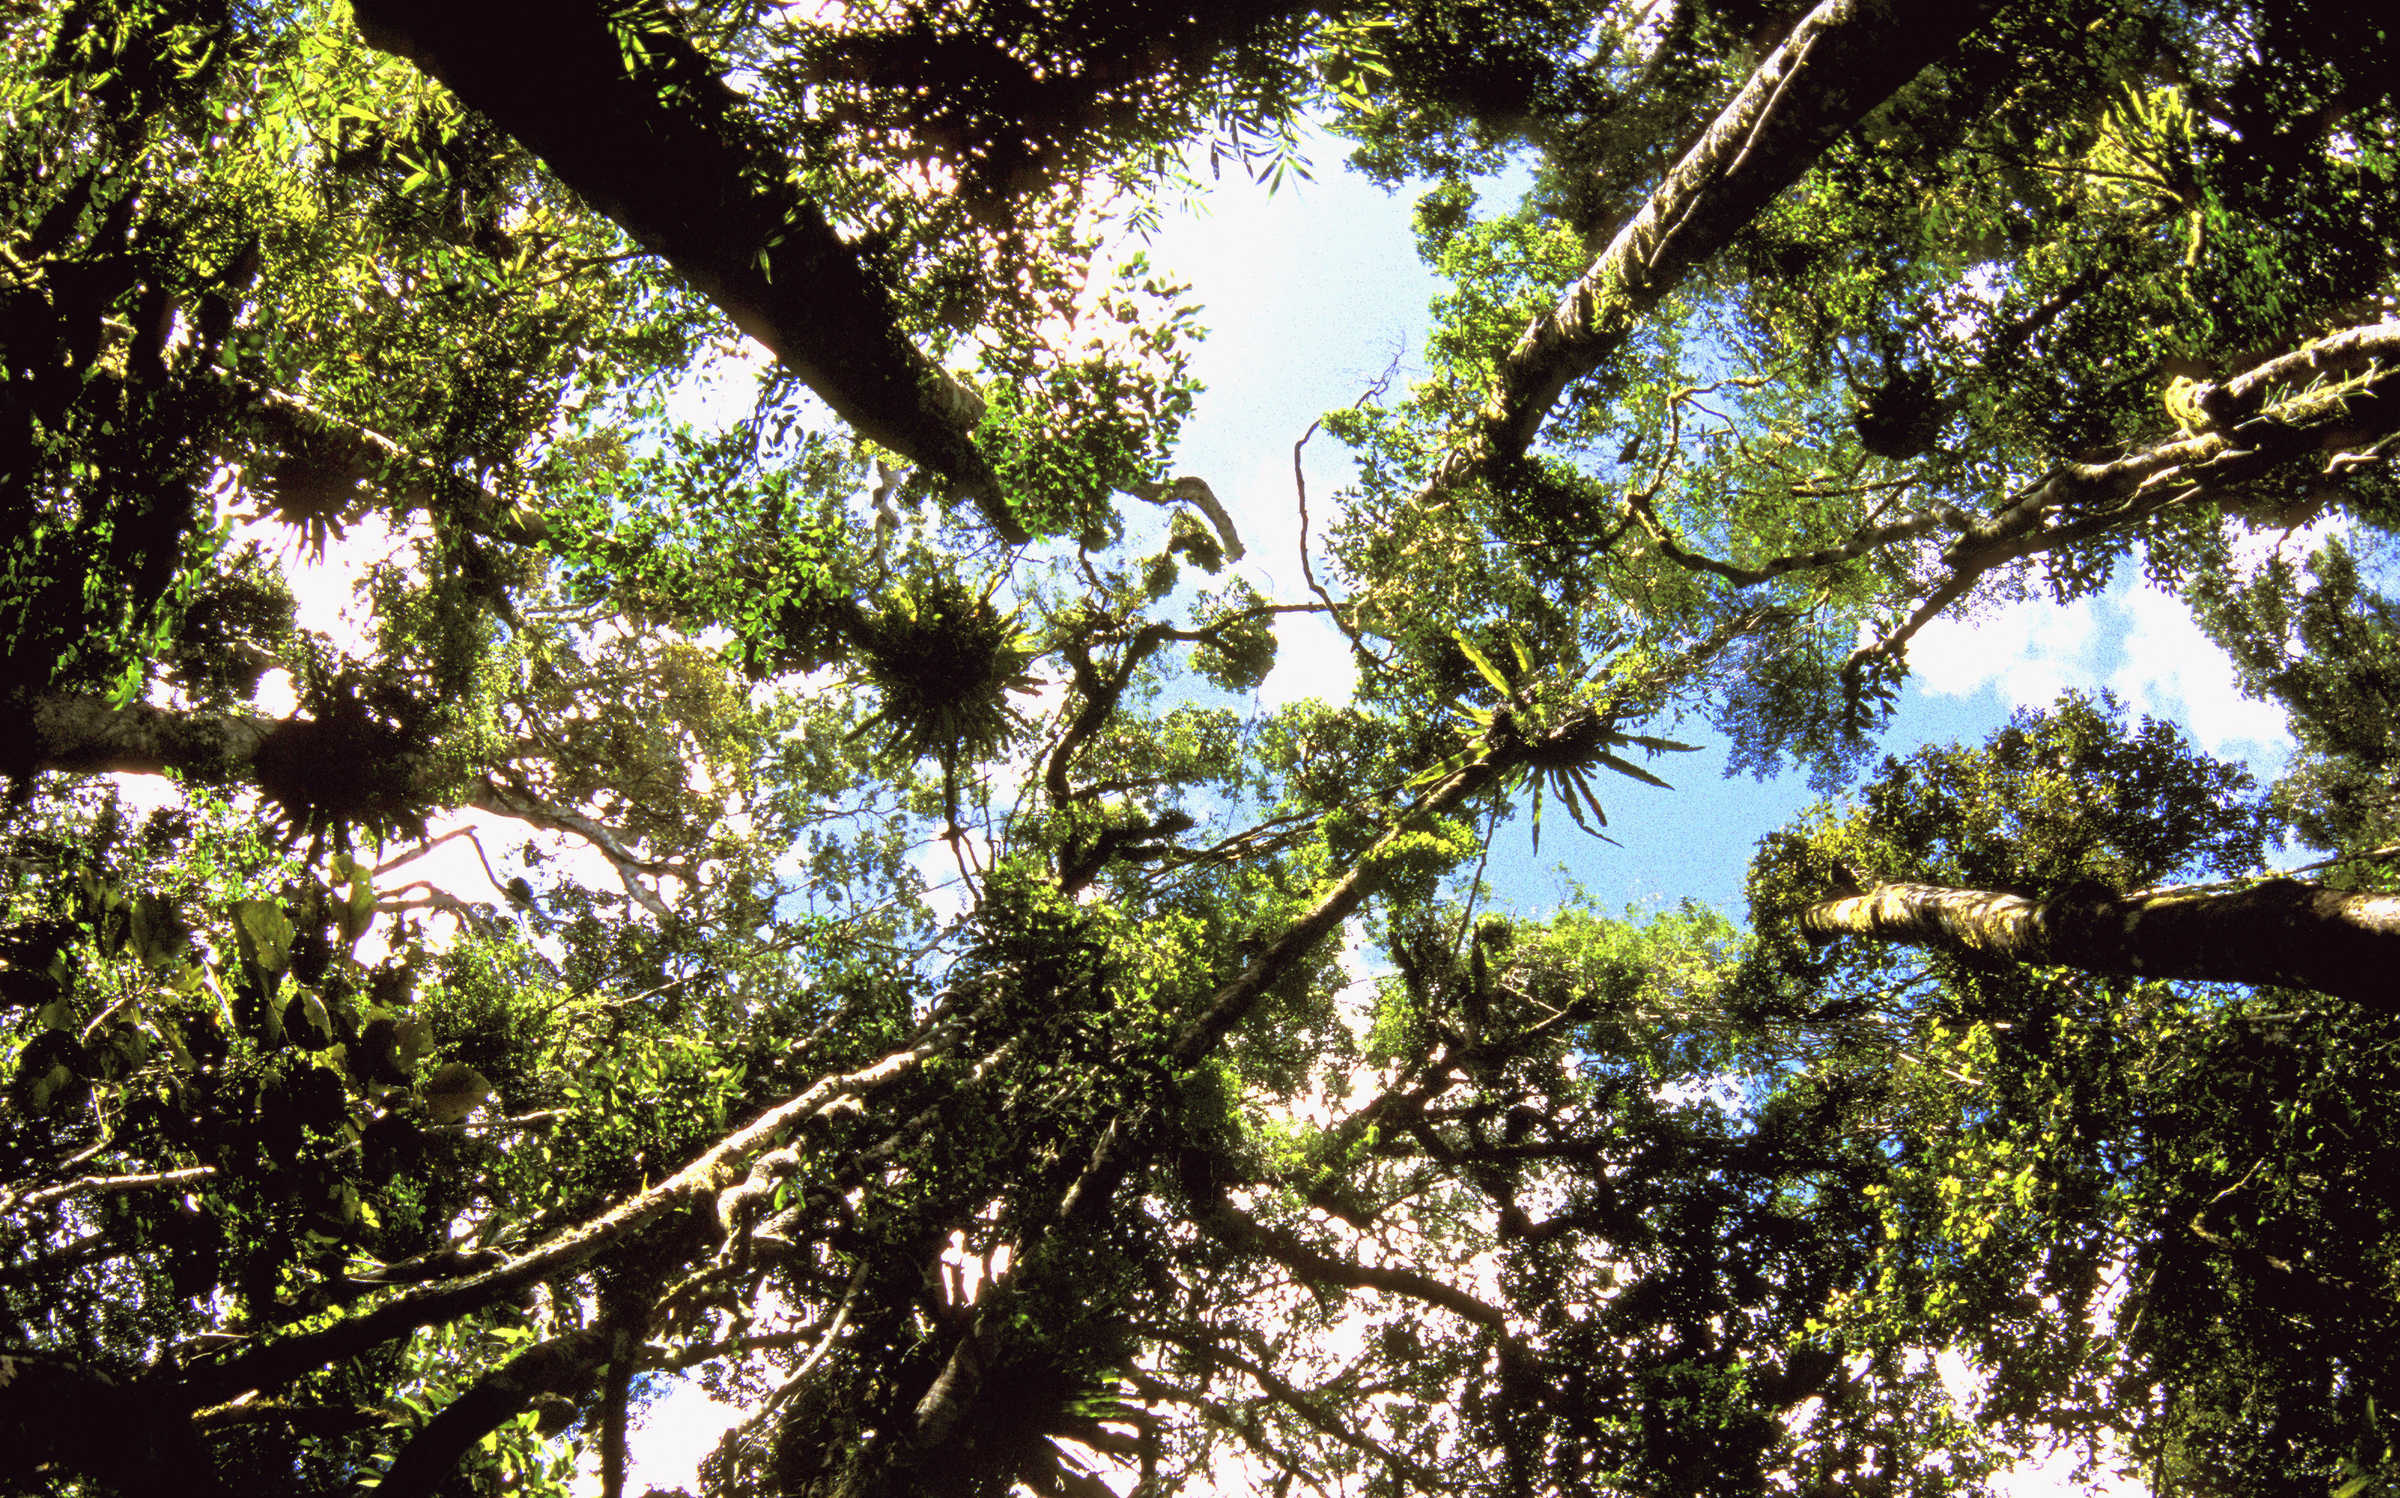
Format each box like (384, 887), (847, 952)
(1440, 0), (2005, 487)
(348, 0), (1025, 541)
(1140, 1327), (1445, 1492)
(7, 694), (278, 784)
(1798, 876), (2400, 1003)
(470, 774), (679, 918)
(370, 1328), (609, 1498)
(1180, 1155), (1516, 1338)
(0, 1163), (215, 1217)
(178, 1021), (963, 1408)
(1843, 322), (2400, 680)
(0, 1353), (240, 1498)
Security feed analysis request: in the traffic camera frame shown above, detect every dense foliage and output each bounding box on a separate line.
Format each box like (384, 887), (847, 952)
(3, 1), (2397, 1496)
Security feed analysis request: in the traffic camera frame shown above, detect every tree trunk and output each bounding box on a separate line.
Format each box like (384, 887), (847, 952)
(348, 0), (1026, 541)
(9, 693), (278, 784)
(1800, 878), (2400, 1003)
(1451, 0), (2006, 486)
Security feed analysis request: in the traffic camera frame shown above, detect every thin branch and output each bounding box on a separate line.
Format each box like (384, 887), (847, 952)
(1181, 1165), (1515, 1339)
(1140, 1328), (1445, 1491)
(1, 1163), (216, 1217)
(471, 775), (677, 918)
(1293, 355), (1400, 667)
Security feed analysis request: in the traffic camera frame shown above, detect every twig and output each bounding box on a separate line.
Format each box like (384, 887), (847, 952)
(1292, 354), (1402, 669)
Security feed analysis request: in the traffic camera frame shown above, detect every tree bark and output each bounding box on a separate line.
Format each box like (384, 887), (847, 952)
(1444, 0), (2005, 487)
(1799, 877), (2400, 1003)
(347, 0), (1027, 542)
(1844, 320), (2400, 677)
(370, 1328), (609, 1498)
(7, 693), (279, 784)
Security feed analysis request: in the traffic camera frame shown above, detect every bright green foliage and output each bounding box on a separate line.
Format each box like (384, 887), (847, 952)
(5, 1), (2399, 1497)
(2192, 535), (2400, 866)
(1738, 699), (2400, 1496)
(973, 260), (1205, 544)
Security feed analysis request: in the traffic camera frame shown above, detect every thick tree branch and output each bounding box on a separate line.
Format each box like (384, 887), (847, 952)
(370, 1328), (609, 1498)
(1798, 877), (2400, 1003)
(7, 694), (277, 784)
(348, 0), (1026, 541)
(1440, 0), (2005, 487)
(188, 1399), (393, 1437)
(178, 1023), (961, 1408)
(1844, 320), (2400, 678)
(17, 695), (690, 920)
(2203, 320), (2400, 423)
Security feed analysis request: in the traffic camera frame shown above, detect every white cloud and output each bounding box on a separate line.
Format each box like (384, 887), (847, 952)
(1904, 560), (2294, 778)
(1908, 590), (2104, 706)
(1259, 610), (1360, 708)
(2109, 582), (2291, 767)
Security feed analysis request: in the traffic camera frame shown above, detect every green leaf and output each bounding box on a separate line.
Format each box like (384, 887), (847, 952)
(420, 1062), (492, 1124)
(337, 867), (377, 949)
(235, 898), (295, 973)
(1454, 632), (1513, 698)
(1619, 733), (1702, 755)
(1591, 750), (1677, 791)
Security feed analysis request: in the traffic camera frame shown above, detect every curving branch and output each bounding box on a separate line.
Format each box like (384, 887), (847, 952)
(1798, 876), (2400, 1004)
(1128, 475), (1244, 561)
(370, 1328), (609, 1498)
(470, 773), (680, 918)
